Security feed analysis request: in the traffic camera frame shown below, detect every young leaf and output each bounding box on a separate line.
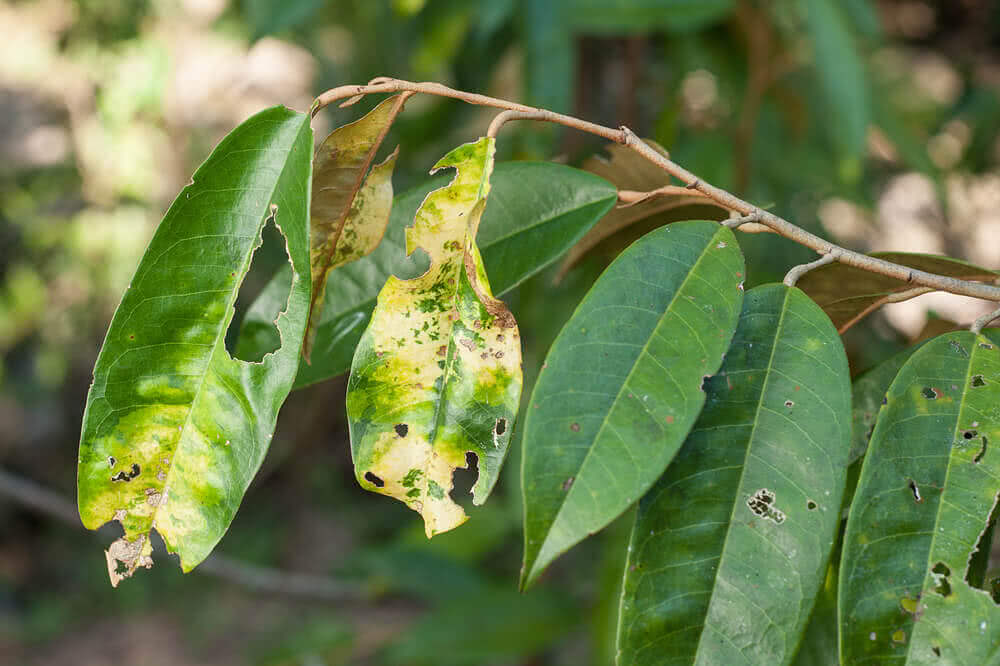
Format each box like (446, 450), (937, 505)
(77, 107), (312, 584)
(304, 94), (408, 362)
(616, 285), (851, 665)
(237, 163), (616, 387)
(521, 221), (745, 588)
(839, 330), (1000, 664)
(346, 138), (522, 537)
(796, 252), (999, 333)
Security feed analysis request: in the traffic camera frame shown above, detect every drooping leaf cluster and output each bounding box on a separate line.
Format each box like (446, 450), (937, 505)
(77, 94), (1000, 664)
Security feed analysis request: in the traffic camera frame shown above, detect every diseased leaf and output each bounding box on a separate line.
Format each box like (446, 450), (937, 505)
(237, 162), (616, 387)
(521, 221), (745, 588)
(346, 138), (522, 537)
(839, 330), (1000, 664)
(556, 140), (726, 280)
(616, 285), (851, 665)
(77, 106), (313, 583)
(304, 94), (408, 361)
(796, 252), (999, 333)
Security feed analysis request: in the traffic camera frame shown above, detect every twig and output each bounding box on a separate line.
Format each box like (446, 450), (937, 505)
(487, 110), (552, 138)
(0, 467), (365, 602)
(312, 77), (1000, 304)
(616, 186), (707, 207)
(784, 252), (839, 287)
(972, 307), (1000, 335)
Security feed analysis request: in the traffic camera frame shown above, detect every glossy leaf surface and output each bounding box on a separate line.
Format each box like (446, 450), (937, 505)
(237, 162), (617, 387)
(839, 330), (1000, 664)
(77, 107), (312, 583)
(617, 285), (851, 665)
(796, 252), (998, 333)
(346, 138), (521, 537)
(304, 94), (407, 361)
(521, 221), (745, 587)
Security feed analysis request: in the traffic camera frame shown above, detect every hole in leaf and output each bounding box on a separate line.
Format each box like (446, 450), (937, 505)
(494, 418), (506, 436)
(784, 400), (794, 408)
(111, 463), (140, 483)
(980, 343), (995, 350)
(932, 646), (941, 657)
(931, 562), (951, 597)
(806, 500), (817, 510)
(908, 479), (923, 503)
(394, 423), (408, 437)
(747, 488), (786, 524)
(973, 375), (987, 388)
(364, 471), (385, 488)
(976, 436), (988, 464)
(965, 430), (979, 440)
(922, 387), (938, 399)
(226, 213), (292, 362)
(965, 490), (1000, 600)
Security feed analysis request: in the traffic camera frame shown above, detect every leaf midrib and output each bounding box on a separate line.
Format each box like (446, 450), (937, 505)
(157, 116), (309, 557)
(531, 223), (728, 578)
(690, 286), (793, 663)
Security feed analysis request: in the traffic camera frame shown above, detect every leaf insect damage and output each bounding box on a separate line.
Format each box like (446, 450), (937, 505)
(346, 137), (522, 538)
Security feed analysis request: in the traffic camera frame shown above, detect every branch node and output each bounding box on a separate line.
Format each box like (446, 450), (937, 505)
(972, 307), (1000, 335)
(686, 179), (701, 190)
(784, 251), (840, 287)
(725, 212), (762, 229)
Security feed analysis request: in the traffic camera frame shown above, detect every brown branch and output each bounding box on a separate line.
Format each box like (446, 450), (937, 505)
(616, 186), (708, 206)
(312, 78), (1000, 304)
(0, 467), (365, 602)
(784, 252), (840, 287)
(972, 307), (1000, 334)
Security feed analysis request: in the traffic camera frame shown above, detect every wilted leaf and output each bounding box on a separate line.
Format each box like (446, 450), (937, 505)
(521, 221), (745, 588)
(304, 94), (408, 361)
(839, 330), (1000, 663)
(617, 285), (851, 665)
(346, 138), (522, 537)
(237, 162), (616, 387)
(77, 107), (313, 583)
(796, 252), (999, 333)
(556, 140), (726, 280)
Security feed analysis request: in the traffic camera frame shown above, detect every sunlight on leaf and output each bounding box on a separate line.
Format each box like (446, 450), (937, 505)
(77, 107), (313, 584)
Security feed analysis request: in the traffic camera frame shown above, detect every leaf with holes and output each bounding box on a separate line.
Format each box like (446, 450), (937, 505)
(346, 138), (522, 537)
(77, 106), (312, 584)
(616, 284), (851, 665)
(521, 221), (745, 588)
(796, 252), (998, 334)
(237, 162), (616, 387)
(839, 330), (1000, 663)
(303, 94), (407, 362)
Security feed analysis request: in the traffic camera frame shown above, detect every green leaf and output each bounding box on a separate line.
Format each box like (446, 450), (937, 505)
(304, 94), (407, 361)
(839, 330), (1000, 663)
(77, 106), (312, 583)
(346, 138), (522, 537)
(800, 0), (870, 166)
(796, 252), (999, 334)
(849, 344), (927, 464)
(236, 162), (617, 387)
(521, 221), (745, 588)
(616, 285), (851, 665)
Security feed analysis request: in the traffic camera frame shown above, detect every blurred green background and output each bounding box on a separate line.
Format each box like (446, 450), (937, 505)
(2, 0), (1000, 663)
